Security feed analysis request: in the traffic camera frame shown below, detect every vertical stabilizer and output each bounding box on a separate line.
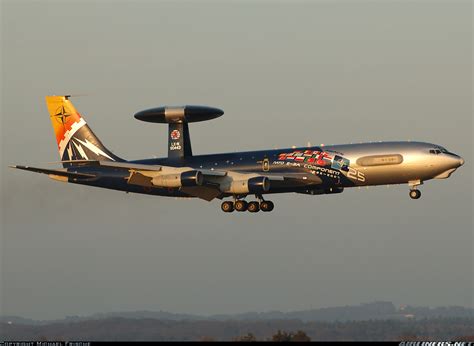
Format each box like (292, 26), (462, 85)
(45, 96), (122, 165)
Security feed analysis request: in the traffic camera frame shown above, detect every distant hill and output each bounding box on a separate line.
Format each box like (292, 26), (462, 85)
(1, 301), (472, 326)
(212, 301), (400, 321)
(2, 317), (473, 341)
(0, 316), (39, 325)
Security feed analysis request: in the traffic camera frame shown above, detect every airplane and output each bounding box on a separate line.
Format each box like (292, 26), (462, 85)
(10, 95), (464, 213)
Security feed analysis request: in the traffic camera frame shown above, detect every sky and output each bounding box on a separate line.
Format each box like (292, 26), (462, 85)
(1, 0), (472, 320)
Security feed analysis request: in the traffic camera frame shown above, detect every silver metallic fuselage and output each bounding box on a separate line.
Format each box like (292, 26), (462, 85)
(134, 141), (464, 197)
(322, 141), (464, 187)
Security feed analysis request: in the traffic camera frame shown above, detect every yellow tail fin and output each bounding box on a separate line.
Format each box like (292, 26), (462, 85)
(46, 95), (83, 148)
(45, 95), (121, 163)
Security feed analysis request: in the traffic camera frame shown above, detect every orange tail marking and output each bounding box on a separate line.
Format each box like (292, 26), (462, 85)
(45, 96), (82, 147)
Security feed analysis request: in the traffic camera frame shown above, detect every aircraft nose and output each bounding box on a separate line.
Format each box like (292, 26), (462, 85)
(450, 154), (464, 168)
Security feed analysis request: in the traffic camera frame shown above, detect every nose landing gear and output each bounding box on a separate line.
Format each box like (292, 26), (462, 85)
(408, 180), (422, 200)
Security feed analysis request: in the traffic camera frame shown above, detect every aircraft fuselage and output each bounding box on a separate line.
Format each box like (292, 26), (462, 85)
(72, 141), (463, 199)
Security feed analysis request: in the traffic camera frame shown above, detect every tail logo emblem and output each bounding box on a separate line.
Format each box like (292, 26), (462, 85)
(54, 105), (72, 127)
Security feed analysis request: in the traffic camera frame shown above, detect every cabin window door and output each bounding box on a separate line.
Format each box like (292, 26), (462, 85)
(262, 158), (270, 172)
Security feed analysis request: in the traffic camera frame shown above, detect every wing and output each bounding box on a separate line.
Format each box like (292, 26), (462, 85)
(124, 166), (322, 201)
(126, 167), (227, 201)
(68, 160), (322, 200)
(57, 160), (163, 171)
(14, 160), (323, 201)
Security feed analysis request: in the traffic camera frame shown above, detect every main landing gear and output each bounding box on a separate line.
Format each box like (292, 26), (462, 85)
(221, 196), (274, 213)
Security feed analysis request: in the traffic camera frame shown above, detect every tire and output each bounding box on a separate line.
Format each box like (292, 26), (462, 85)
(409, 190), (421, 199)
(260, 201), (274, 212)
(221, 201), (234, 212)
(235, 200), (248, 212)
(247, 201), (260, 213)
(264, 200), (274, 212)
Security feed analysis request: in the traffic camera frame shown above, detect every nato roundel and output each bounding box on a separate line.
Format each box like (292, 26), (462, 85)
(170, 130), (181, 140)
(134, 105), (224, 123)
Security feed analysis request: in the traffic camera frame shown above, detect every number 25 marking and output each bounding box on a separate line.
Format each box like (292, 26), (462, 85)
(347, 167), (365, 182)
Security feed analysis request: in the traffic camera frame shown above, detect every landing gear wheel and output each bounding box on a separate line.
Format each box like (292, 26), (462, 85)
(409, 189), (421, 200)
(235, 200), (248, 212)
(260, 201), (274, 212)
(221, 201), (234, 212)
(247, 201), (260, 213)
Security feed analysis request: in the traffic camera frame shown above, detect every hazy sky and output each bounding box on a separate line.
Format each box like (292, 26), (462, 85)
(1, 0), (472, 320)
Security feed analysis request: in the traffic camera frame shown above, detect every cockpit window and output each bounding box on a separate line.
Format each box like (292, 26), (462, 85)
(429, 147), (455, 155)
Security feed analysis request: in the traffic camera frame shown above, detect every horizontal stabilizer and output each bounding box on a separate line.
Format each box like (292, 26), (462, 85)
(9, 165), (97, 179)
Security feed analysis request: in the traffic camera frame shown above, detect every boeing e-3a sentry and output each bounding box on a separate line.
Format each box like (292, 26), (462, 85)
(11, 96), (464, 213)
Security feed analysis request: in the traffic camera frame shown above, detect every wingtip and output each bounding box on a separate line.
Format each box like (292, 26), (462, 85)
(9, 165), (30, 170)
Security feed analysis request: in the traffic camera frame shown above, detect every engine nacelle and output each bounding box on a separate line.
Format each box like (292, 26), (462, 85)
(228, 176), (271, 194)
(152, 170), (203, 188)
(181, 170), (204, 187)
(249, 176), (271, 193)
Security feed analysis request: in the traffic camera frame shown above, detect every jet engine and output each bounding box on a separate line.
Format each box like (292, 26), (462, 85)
(152, 170), (203, 188)
(227, 176), (271, 194)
